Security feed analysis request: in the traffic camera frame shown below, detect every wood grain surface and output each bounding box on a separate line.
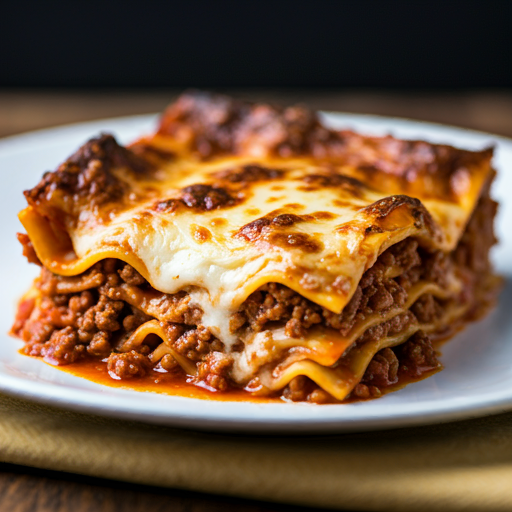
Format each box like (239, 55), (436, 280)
(0, 463), (310, 512)
(1, 88), (511, 512)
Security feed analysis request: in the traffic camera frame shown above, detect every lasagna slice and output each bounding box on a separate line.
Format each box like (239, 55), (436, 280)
(11, 91), (500, 403)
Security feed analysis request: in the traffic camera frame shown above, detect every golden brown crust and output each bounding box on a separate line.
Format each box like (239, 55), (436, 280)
(158, 90), (343, 159)
(24, 134), (153, 223)
(361, 195), (441, 243)
(23, 92), (494, 237)
(157, 91), (493, 202)
(18, 92), (495, 323)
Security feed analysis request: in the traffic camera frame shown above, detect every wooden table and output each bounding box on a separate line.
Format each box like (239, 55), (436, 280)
(1, 88), (511, 512)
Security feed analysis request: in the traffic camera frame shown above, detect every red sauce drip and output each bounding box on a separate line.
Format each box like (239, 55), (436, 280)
(58, 358), (283, 403)
(40, 354), (441, 405)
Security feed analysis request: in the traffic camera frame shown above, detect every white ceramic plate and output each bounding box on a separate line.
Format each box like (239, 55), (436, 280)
(1, 113), (511, 433)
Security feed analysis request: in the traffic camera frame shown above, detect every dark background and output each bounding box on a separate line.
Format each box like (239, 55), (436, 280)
(1, 0), (511, 89)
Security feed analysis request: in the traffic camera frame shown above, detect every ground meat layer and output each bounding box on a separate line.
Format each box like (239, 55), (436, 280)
(235, 236), (445, 342)
(12, 188), (499, 402)
(279, 187), (499, 402)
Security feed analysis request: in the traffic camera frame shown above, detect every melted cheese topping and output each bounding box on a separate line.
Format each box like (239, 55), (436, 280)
(19, 148), (490, 351)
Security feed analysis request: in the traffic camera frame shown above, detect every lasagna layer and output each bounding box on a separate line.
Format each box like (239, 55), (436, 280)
(11, 92), (500, 402)
(13, 182), (498, 402)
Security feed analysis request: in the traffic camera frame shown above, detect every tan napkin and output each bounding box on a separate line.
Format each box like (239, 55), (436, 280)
(1, 393), (512, 512)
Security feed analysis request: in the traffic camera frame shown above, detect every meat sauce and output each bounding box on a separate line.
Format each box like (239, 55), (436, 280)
(37, 351), (442, 405)
(54, 356), (282, 403)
